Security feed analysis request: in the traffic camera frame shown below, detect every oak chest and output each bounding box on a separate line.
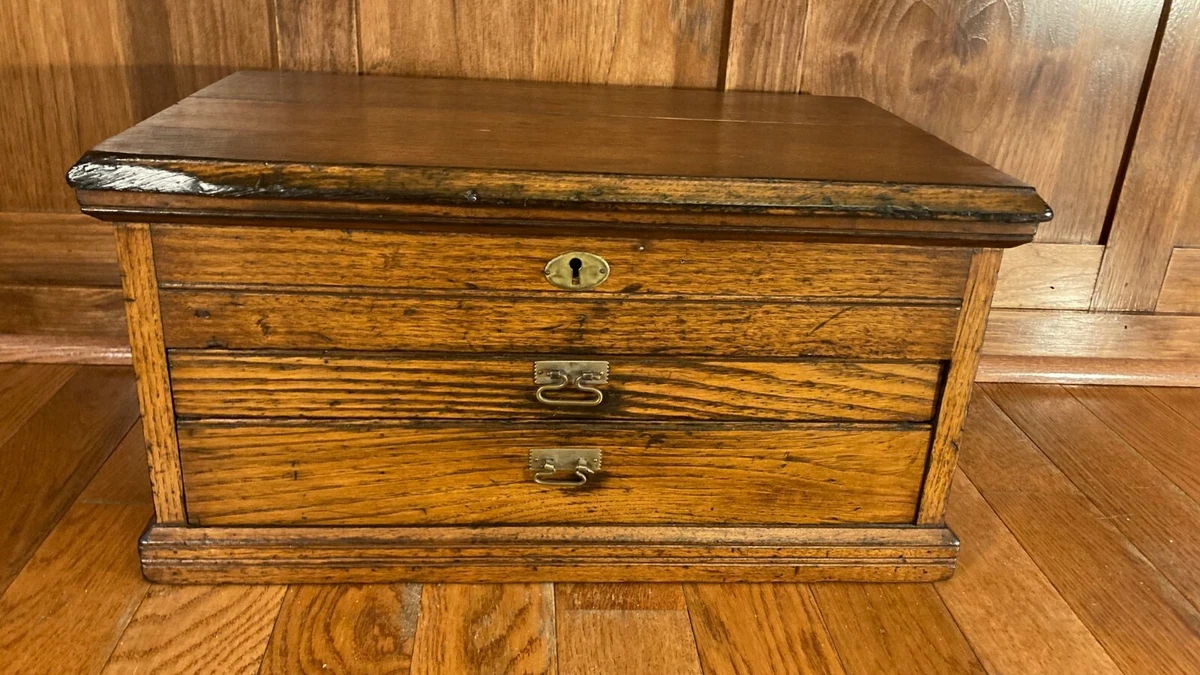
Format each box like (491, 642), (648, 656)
(69, 71), (1048, 583)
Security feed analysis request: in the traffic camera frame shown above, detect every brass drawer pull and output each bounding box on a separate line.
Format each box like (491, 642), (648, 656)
(530, 448), (602, 487)
(534, 360), (609, 407)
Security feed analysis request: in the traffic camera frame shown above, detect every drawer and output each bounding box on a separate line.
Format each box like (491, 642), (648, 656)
(159, 292), (959, 358)
(178, 422), (931, 526)
(151, 224), (973, 302)
(169, 352), (943, 422)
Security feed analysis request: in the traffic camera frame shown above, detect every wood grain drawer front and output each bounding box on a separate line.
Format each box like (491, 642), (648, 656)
(178, 423), (930, 526)
(169, 352), (942, 422)
(151, 225), (973, 301)
(158, 292), (960, 359)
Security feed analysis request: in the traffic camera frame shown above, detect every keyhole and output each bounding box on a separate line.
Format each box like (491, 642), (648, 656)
(569, 257), (583, 285)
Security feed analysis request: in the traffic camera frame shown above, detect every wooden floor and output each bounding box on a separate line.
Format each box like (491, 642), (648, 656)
(2, 365), (1200, 673)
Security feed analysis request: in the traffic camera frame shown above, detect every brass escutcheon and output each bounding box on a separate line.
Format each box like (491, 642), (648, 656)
(544, 251), (610, 290)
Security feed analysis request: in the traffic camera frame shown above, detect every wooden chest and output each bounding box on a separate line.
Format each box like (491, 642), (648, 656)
(69, 71), (1048, 583)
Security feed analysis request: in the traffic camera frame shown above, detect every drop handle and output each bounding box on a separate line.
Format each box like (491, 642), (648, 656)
(529, 448), (602, 487)
(533, 360), (609, 407)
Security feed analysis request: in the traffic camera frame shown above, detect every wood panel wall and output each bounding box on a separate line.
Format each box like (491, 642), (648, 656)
(2, 0), (1198, 381)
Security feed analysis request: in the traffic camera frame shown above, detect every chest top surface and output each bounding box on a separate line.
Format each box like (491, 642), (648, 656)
(68, 71), (1048, 243)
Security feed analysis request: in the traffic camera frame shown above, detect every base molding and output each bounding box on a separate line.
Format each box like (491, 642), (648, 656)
(140, 524), (959, 583)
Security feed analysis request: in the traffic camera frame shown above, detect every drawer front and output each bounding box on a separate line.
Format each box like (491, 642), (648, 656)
(159, 292), (959, 358)
(151, 224), (973, 301)
(179, 422), (930, 526)
(169, 352), (942, 422)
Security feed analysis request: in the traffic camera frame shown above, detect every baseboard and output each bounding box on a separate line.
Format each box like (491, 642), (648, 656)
(0, 335), (132, 365)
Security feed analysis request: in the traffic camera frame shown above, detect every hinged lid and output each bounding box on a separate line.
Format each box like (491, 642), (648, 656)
(68, 71), (1049, 246)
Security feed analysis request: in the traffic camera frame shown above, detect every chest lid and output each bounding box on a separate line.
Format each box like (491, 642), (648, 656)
(69, 71), (1048, 245)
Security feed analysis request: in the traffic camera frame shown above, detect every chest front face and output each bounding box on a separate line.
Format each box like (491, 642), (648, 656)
(73, 72), (1046, 584)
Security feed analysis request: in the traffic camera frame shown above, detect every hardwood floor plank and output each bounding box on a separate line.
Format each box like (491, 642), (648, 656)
(812, 583), (985, 675)
(410, 584), (556, 674)
(0, 363), (77, 446)
(0, 365), (139, 594)
(556, 584), (702, 675)
(684, 584), (845, 675)
(1070, 385), (1200, 503)
(102, 585), (286, 674)
(938, 470), (1122, 675)
(261, 584), (422, 673)
(79, 420), (152, 506)
(987, 383), (1200, 608)
(958, 389), (1200, 673)
(1149, 387), (1200, 431)
(0, 502), (152, 673)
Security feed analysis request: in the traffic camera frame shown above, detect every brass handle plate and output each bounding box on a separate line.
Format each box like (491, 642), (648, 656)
(544, 251), (610, 290)
(534, 360), (609, 407)
(529, 448), (602, 487)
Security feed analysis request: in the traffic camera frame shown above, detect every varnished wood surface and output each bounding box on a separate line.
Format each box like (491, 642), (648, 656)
(139, 525), (958, 584)
(1091, 0), (1200, 310)
(178, 422), (930, 526)
(169, 352), (942, 422)
(159, 291), (961, 358)
(0, 366), (138, 593)
(794, 0), (1160, 245)
(7, 368), (1200, 672)
(151, 224), (974, 301)
(917, 249), (1002, 524)
(115, 224), (187, 524)
(261, 584), (421, 673)
(1156, 248), (1200, 313)
(70, 72), (1048, 226)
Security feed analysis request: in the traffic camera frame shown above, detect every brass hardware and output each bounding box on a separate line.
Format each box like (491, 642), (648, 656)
(529, 448), (602, 487)
(534, 360), (609, 407)
(544, 251), (610, 290)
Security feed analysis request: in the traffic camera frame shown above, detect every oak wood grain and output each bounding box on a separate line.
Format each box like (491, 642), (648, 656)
(987, 382), (1200, 608)
(138, 525), (958, 584)
(359, 0), (725, 87)
(958, 389), (1200, 673)
(0, 366), (138, 594)
(799, 0), (1159, 244)
(556, 584), (701, 675)
(115, 223), (186, 524)
(937, 471), (1122, 675)
(917, 248), (1002, 524)
(160, 291), (961, 359)
(812, 583), (985, 675)
(0, 502), (152, 673)
(169, 352), (942, 422)
(684, 584), (846, 674)
(102, 585), (286, 674)
(274, 0), (359, 73)
(1155, 247), (1200, 313)
(1092, 0), (1200, 310)
(151, 224), (974, 301)
(991, 243), (1103, 310)
(261, 584), (422, 674)
(410, 584), (555, 674)
(178, 422), (929, 526)
(1071, 385), (1200, 503)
